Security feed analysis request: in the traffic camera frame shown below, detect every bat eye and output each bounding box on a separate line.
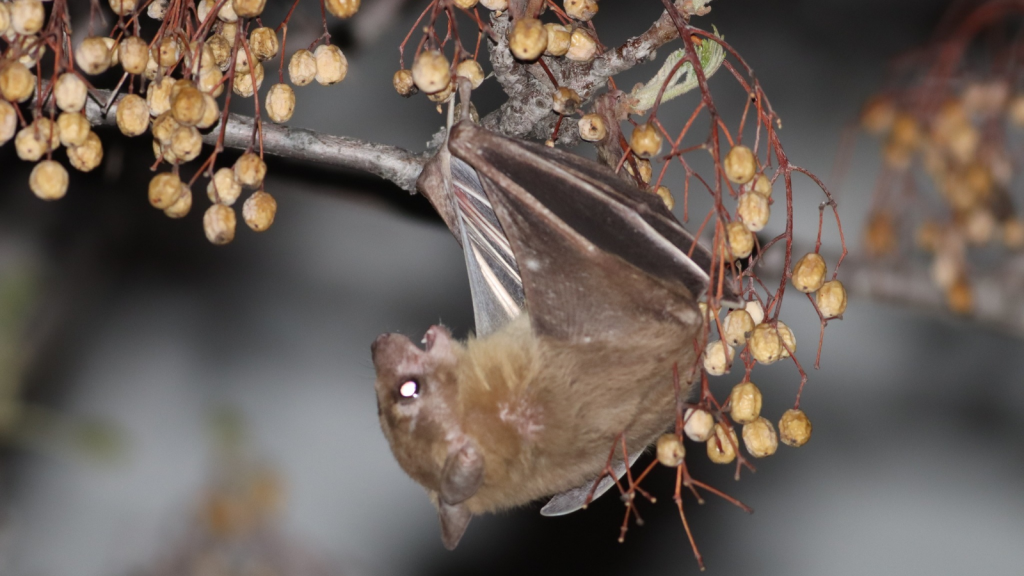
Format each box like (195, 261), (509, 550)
(398, 379), (420, 399)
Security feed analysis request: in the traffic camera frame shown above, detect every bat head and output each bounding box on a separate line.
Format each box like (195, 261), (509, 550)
(370, 325), (464, 495)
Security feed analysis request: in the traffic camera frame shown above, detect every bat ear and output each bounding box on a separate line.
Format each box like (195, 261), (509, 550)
(440, 442), (484, 505)
(424, 325), (457, 361)
(438, 501), (472, 550)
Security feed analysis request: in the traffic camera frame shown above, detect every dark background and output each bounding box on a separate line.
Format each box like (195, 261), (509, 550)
(1, 1), (1022, 575)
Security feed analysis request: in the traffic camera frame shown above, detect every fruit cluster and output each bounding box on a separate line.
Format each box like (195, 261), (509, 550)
(858, 0), (1024, 315)
(0, 0), (359, 244)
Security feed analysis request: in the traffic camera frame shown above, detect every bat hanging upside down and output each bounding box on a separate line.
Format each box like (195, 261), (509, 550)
(371, 120), (739, 549)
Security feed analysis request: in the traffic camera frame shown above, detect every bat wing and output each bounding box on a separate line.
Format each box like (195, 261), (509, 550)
(417, 130), (525, 338)
(447, 121), (741, 343)
(538, 452), (641, 516)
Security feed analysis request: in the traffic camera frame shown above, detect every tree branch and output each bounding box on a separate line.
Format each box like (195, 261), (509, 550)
(82, 89), (427, 193)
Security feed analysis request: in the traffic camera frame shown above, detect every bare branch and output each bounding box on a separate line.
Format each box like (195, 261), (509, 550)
(82, 90), (427, 193)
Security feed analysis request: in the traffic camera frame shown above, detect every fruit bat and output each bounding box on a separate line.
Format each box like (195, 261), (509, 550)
(371, 119), (739, 549)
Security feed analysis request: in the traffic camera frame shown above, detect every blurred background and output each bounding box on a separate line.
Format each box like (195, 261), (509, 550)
(1, 0), (1023, 575)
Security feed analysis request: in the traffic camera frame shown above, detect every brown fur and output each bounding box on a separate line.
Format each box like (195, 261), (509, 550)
(372, 310), (698, 517)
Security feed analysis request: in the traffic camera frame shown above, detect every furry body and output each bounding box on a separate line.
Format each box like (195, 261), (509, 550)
(372, 308), (699, 520)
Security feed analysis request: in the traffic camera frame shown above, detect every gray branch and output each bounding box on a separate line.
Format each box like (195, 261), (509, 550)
(83, 90), (427, 193)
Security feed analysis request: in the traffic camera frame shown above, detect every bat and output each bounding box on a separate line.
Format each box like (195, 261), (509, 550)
(371, 119), (739, 549)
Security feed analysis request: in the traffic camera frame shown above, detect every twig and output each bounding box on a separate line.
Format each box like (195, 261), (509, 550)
(82, 89), (428, 193)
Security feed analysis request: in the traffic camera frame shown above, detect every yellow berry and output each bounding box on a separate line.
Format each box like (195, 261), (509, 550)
(655, 186), (674, 210)
(946, 275), (973, 315)
(325, 0), (360, 18)
(706, 423), (738, 464)
(0, 101), (17, 146)
(778, 409), (812, 447)
(234, 152), (266, 188)
(544, 23), (571, 56)
(1003, 217), (1024, 250)
(777, 321), (796, 358)
(702, 340), (734, 376)
(204, 204), (237, 245)
(412, 49), (450, 94)
(15, 120), (56, 161)
(456, 60), (485, 89)
(288, 49), (317, 86)
(29, 160), (69, 201)
(792, 252), (827, 293)
(232, 62), (264, 97)
(265, 83), (295, 123)
(509, 18), (547, 61)
(626, 158), (653, 183)
(683, 408), (715, 442)
(171, 85), (206, 126)
(726, 220), (754, 258)
(232, 0), (266, 18)
(208, 167), (242, 205)
(566, 28), (597, 62)
(737, 192), (770, 232)
(153, 36), (181, 68)
(816, 280), (847, 318)
(314, 44), (347, 85)
(0, 4), (9, 36)
(859, 96), (895, 135)
(0, 61), (36, 103)
(147, 76), (175, 116)
(744, 300), (765, 325)
(964, 209), (996, 245)
(729, 381), (762, 425)
(480, 0), (507, 9)
(54, 73), (87, 113)
(564, 0), (598, 21)
(164, 183), (192, 218)
(151, 111), (180, 145)
(427, 81), (456, 103)
(11, 0), (44, 35)
(721, 308), (754, 346)
(108, 0), (139, 16)
(197, 94), (220, 129)
(249, 27), (279, 62)
(243, 190), (277, 231)
(742, 417), (778, 458)
(393, 69), (417, 97)
(119, 36), (149, 75)
(630, 122), (662, 158)
(724, 145), (756, 184)
(552, 87), (581, 115)
(67, 131), (103, 172)
(116, 93), (151, 137)
(170, 125), (202, 162)
(77, 36), (114, 75)
(656, 433), (685, 467)
(578, 114), (608, 142)
(206, 34), (232, 71)
(149, 172), (184, 209)
(147, 0), (167, 20)
(196, 66), (223, 97)
(751, 173), (772, 198)
(453, 0), (478, 8)
(220, 22), (239, 42)
(749, 323), (782, 365)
